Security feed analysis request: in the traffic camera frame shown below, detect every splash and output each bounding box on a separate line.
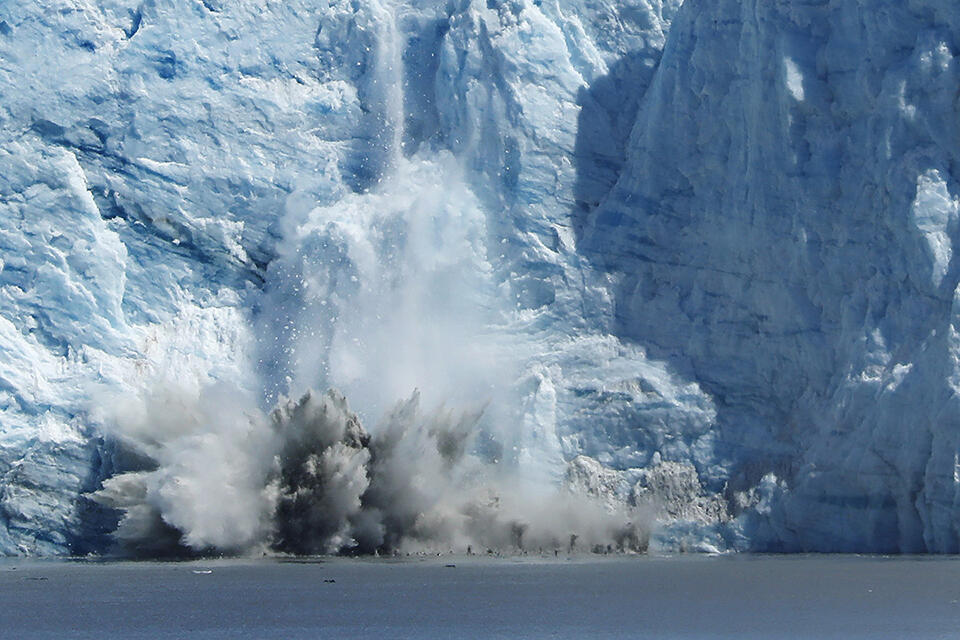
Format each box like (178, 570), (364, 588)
(92, 387), (649, 557)
(90, 382), (277, 556)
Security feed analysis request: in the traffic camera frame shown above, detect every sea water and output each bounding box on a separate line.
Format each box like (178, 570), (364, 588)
(1, 555), (958, 639)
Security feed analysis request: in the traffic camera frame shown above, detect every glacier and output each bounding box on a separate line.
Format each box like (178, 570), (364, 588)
(2, 0), (960, 555)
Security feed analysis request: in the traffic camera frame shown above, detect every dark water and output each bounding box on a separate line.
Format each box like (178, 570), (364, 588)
(1, 555), (959, 638)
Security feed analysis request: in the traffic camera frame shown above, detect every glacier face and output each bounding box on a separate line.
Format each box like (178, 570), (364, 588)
(585, 0), (960, 552)
(2, 0), (960, 554)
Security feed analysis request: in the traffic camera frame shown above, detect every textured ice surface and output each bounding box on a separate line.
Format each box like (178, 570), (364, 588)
(583, 0), (960, 552)
(3, 0), (960, 554)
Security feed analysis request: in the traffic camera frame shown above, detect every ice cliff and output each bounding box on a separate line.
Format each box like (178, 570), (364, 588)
(2, 0), (960, 555)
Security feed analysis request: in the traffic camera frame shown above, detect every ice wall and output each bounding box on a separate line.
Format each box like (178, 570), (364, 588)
(0, 0), (702, 555)
(584, 0), (960, 552)
(3, 0), (960, 555)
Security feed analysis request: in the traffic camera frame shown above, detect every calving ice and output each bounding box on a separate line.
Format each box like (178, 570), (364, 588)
(92, 385), (648, 555)
(1, 0), (958, 556)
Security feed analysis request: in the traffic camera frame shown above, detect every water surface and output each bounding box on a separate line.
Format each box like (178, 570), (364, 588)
(1, 555), (958, 638)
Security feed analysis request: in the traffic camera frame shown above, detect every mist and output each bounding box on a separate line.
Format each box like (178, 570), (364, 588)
(91, 385), (649, 557)
(89, 382), (277, 556)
